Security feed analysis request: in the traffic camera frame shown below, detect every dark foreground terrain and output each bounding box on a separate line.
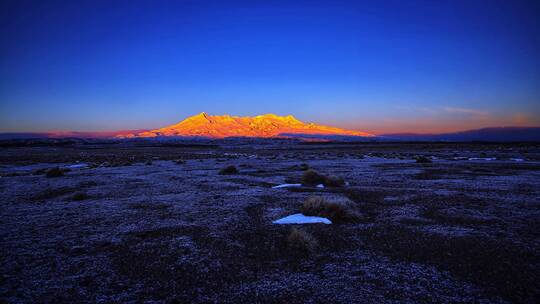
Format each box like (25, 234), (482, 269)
(1, 140), (539, 303)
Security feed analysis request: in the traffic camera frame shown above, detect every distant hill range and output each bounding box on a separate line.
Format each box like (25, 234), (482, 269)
(380, 127), (540, 142)
(119, 112), (373, 138)
(0, 130), (148, 140)
(1, 113), (538, 142)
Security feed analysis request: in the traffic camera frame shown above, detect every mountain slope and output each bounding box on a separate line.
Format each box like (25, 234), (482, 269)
(121, 112), (372, 138)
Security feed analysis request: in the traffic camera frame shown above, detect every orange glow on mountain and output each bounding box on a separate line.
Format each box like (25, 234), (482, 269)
(120, 112), (372, 138)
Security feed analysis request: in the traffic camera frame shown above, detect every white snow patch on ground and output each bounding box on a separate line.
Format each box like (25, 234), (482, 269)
(65, 163), (89, 169)
(273, 213), (332, 225)
(316, 184), (324, 188)
(271, 183), (302, 189)
(468, 157), (496, 161)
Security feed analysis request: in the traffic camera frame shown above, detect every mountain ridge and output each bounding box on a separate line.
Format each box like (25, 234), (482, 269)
(120, 112), (373, 138)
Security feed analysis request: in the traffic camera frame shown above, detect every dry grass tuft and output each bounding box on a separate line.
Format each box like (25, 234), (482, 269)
(324, 175), (345, 187)
(415, 156), (432, 163)
(301, 169), (345, 187)
(301, 196), (360, 223)
(46, 167), (65, 178)
(71, 192), (89, 201)
(219, 165), (238, 175)
(301, 169), (326, 186)
(34, 187), (75, 201)
(287, 228), (318, 254)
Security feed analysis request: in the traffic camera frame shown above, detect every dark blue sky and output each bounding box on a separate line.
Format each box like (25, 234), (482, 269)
(1, 0), (539, 133)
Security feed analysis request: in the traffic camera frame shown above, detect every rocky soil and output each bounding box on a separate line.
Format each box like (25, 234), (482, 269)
(1, 141), (539, 303)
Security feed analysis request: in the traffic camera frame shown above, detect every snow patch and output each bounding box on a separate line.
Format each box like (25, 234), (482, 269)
(272, 213), (332, 225)
(468, 157), (496, 161)
(65, 163), (89, 169)
(272, 183), (302, 189)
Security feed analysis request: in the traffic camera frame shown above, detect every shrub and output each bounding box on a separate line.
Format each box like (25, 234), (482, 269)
(71, 192), (89, 201)
(33, 168), (47, 175)
(219, 165), (238, 175)
(415, 156), (432, 163)
(34, 187), (74, 200)
(300, 196), (360, 223)
(46, 167), (64, 178)
(324, 175), (345, 187)
(287, 228), (317, 254)
(299, 163), (310, 171)
(301, 169), (326, 186)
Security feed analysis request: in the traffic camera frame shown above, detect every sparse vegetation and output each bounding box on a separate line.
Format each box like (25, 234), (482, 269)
(301, 169), (345, 187)
(129, 202), (172, 211)
(415, 156), (432, 163)
(301, 169), (326, 186)
(34, 187), (75, 201)
(287, 228), (318, 254)
(78, 180), (99, 187)
(46, 167), (65, 178)
(2, 141), (539, 303)
(33, 168), (47, 175)
(364, 225), (539, 303)
(300, 196), (360, 223)
(324, 175), (345, 187)
(71, 192), (89, 201)
(219, 165), (238, 175)
(299, 163), (310, 170)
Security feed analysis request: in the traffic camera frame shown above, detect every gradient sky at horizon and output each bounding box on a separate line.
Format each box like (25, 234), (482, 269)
(1, 0), (539, 134)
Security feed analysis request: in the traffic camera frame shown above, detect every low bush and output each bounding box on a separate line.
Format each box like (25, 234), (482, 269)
(71, 192), (89, 201)
(33, 168), (48, 175)
(287, 228), (318, 254)
(34, 187), (74, 200)
(301, 169), (326, 186)
(300, 196), (360, 223)
(415, 156), (432, 163)
(46, 167), (64, 178)
(219, 165), (238, 175)
(324, 175), (345, 187)
(299, 163), (310, 171)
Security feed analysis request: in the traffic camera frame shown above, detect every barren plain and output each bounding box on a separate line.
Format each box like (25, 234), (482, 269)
(1, 141), (539, 303)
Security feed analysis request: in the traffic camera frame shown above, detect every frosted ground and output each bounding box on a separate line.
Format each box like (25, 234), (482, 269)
(1, 141), (539, 303)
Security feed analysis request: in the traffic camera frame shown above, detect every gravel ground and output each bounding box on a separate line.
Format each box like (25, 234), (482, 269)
(1, 142), (539, 303)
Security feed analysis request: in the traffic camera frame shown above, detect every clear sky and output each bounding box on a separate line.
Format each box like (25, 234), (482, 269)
(1, 0), (539, 134)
